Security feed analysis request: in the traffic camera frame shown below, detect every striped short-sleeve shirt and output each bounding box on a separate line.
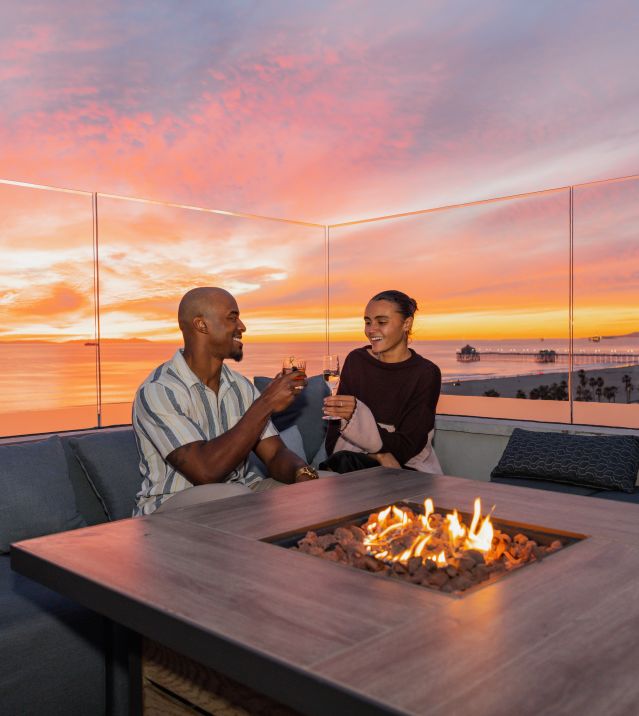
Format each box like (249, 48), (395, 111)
(132, 349), (278, 515)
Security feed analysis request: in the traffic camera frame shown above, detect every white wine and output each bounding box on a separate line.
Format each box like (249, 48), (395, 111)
(324, 371), (340, 395)
(322, 355), (341, 420)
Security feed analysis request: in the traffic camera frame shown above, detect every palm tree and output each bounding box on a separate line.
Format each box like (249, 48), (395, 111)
(603, 386), (618, 402)
(622, 374), (634, 403)
(595, 376), (604, 402)
(557, 380), (568, 401)
(537, 384), (551, 400)
(577, 369), (587, 388)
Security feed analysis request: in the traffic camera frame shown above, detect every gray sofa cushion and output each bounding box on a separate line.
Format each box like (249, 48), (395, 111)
(254, 375), (329, 463)
(586, 488), (639, 504)
(60, 436), (109, 525)
(247, 424), (307, 476)
(0, 555), (106, 716)
(490, 476), (601, 496)
(69, 429), (142, 521)
(0, 436), (85, 553)
(491, 428), (639, 493)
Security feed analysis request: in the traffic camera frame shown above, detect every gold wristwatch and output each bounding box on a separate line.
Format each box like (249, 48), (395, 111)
(295, 465), (319, 481)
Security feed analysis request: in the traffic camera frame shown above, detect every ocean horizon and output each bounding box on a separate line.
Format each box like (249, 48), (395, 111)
(2, 336), (638, 414)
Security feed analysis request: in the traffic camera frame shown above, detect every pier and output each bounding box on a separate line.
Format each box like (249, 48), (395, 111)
(456, 349), (639, 365)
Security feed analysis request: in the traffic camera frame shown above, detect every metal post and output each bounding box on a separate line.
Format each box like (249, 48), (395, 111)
(568, 186), (574, 424)
(92, 192), (102, 428)
(325, 225), (330, 354)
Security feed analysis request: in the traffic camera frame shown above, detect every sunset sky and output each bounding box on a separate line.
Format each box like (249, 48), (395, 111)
(1, 1), (638, 343)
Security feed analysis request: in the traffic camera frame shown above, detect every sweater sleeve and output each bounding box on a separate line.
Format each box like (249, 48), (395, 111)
(378, 364), (441, 464)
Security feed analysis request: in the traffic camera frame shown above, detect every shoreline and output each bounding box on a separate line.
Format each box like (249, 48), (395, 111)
(441, 364), (639, 400)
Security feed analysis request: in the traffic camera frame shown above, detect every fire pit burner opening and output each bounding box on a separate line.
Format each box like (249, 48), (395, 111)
(266, 498), (586, 596)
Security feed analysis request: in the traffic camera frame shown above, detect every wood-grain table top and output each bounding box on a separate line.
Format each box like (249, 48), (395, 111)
(11, 468), (639, 715)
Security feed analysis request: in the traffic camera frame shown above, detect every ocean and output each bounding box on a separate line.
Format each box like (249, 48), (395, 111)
(2, 336), (638, 414)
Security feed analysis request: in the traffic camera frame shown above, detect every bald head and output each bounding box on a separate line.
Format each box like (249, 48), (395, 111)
(178, 287), (233, 334)
(177, 287), (245, 362)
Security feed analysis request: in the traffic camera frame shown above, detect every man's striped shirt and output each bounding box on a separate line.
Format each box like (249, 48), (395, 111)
(132, 349), (277, 515)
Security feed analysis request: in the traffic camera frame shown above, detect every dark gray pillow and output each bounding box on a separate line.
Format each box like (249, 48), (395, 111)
(254, 374), (329, 463)
(69, 429), (142, 521)
(0, 436), (85, 553)
(491, 428), (639, 493)
(247, 425), (307, 477)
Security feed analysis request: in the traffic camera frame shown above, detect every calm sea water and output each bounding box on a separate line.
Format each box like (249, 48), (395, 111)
(1, 336), (638, 413)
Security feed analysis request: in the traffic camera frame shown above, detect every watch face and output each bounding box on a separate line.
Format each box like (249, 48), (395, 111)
(297, 466), (318, 480)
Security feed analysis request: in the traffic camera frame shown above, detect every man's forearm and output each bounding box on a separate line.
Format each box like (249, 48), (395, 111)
(266, 446), (307, 484)
(167, 396), (274, 485)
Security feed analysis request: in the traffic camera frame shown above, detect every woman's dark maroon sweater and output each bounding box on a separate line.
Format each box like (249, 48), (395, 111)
(325, 346), (441, 465)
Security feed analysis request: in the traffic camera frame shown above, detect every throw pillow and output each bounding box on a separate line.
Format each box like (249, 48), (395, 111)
(69, 429), (142, 521)
(491, 428), (639, 493)
(247, 424), (307, 477)
(254, 374), (329, 462)
(0, 436), (85, 553)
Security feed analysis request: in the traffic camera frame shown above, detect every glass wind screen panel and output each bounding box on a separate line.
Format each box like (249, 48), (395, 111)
(0, 184), (96, 436)
(328, 190), (571, 423)
(572, 177), (639, 428)
(96, 196), (326, 425)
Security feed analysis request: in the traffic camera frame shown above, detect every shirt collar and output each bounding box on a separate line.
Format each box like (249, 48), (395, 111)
(171, 349), (237, 391)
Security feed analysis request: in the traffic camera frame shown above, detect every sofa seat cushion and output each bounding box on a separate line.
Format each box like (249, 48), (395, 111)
(0, 555), (106, 716)
(491, 475), (639, 504)
(254, 374), (329, 463)
(69, 429), (142, 521)
(0, 436), (85, 553)
(490, 475), (601, 496)
(590, 488), (639, 504)
(490, 428), (639, 493)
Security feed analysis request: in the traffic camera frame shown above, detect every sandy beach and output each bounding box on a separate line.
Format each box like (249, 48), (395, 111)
(441, 364), (639, 402)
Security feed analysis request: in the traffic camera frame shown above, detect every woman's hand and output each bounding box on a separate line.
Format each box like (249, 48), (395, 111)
(368, 452), (401, 468)
(323, 394), (356, 422)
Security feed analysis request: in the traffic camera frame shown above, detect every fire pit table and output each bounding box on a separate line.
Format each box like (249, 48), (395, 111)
(11, 467), (639, 715)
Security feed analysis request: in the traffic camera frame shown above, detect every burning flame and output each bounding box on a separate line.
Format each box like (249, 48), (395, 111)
(465, 497), (494, 552)
(363, 497), (496, 569)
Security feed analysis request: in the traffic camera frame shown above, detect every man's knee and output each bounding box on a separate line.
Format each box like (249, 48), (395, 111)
(155, 482), (252, 513)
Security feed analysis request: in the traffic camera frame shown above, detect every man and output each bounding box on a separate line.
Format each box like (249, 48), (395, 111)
(132, 287), (318, 515)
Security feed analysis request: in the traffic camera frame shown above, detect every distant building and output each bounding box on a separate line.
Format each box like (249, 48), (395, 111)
(535, 349), (557, 363)
(456, 344), (480, 362)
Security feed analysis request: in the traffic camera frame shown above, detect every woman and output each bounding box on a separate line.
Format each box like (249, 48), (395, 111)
(322, 290), (442, 474)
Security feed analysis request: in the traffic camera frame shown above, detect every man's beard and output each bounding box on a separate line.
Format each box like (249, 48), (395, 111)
(231, 346), (244, 362)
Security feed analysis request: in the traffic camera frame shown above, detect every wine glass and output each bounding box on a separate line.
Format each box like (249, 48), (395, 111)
(282, 355), (306, 374)
(322, 355), (340, 420)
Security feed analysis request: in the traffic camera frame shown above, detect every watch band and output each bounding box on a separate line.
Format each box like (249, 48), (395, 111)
(295, 465), (319, 480)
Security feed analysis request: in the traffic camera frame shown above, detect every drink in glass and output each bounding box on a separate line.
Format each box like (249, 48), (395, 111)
(322, 355), (340, 420)
(282, 355), (306, 395)
(282, 355), (306, 374)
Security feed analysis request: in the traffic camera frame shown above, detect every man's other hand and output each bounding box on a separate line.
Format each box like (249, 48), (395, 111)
(260, 370), (307, 413)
